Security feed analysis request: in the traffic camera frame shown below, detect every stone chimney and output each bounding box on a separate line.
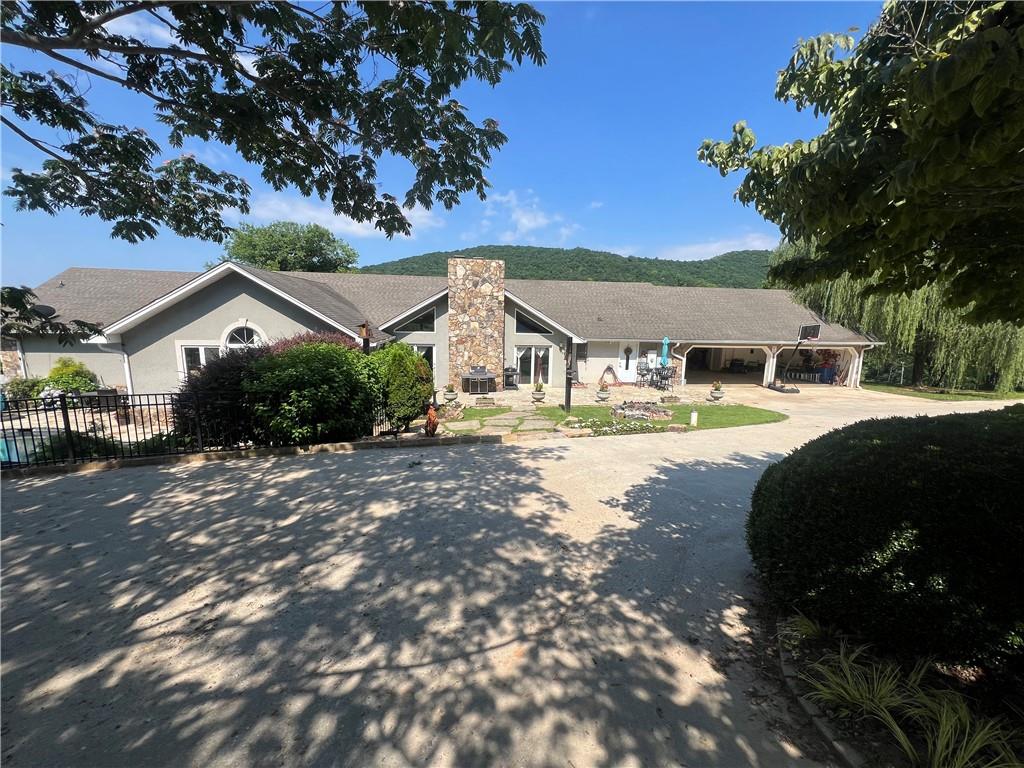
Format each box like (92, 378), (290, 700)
(447, 257), (505, 390)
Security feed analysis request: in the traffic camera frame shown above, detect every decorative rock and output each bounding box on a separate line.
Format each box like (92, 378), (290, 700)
(474, 396), (497, 406)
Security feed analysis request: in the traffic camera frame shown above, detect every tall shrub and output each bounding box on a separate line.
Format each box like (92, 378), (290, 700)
(175, 346), (270, 448)
(747, 406), (1024, 669)
(244, 342), (376, 443)
(45, 357), (98, 391)
(369, 343), (434, 432)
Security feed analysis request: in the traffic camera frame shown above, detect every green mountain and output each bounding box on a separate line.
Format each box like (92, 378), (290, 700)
(360, 245), (771, 288)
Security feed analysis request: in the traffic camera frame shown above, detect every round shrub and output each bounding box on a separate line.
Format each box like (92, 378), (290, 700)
(368, 342), (434, 432)
(3, 376), (44, 399)
(748, 405), (1024, 669)
(243, 342), (377, 443)
(45, 357), (98, 392)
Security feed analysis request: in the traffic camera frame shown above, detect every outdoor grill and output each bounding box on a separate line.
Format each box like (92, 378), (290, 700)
(461, 366), (497, 394)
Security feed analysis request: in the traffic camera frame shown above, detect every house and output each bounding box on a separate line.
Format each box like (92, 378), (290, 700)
(10, 257), (875, 393)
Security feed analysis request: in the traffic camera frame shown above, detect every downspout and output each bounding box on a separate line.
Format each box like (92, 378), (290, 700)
(95, 338), (134, 394)
(670, 342), (689, 385)
(15, 338), (28, 378)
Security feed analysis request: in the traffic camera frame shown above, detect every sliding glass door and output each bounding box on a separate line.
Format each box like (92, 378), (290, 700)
(516, 345), (549, 385)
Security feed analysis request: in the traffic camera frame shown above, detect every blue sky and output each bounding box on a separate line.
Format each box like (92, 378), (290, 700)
(1, 2), (881, 287)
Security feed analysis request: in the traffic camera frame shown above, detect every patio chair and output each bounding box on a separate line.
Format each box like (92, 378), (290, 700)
(636, 361), (650, 388)
(659, 366), (676, 391)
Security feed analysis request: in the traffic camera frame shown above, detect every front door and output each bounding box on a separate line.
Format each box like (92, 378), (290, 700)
(617, 342), (637, 383)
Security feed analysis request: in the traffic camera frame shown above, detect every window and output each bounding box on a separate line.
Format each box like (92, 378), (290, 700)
(516, 345), (550, 385)
(515, 310), (552, 335)
(411, 344), (434, 371)
(225, 326), (261, 348)
(181, 345), (221, 379)
(395, 308), (435, 333)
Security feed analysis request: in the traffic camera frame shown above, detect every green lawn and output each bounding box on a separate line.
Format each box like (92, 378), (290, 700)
(863, 383), (1024, 401)
(536, 403), (786, 431)
(459, 406), (512, 420)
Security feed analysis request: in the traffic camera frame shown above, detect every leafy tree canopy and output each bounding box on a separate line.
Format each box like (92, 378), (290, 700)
(1, 1), (546, 243)
(210, 221), (358, 273)
(699, 1), (1024, 325)
(361, 245), (773, 288)
(1, 286), (100, 346)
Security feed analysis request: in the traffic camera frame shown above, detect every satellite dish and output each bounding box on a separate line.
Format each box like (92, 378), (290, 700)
(33, 304), (57, 319)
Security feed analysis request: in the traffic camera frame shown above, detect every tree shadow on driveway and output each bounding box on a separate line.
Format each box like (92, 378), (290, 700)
(2, 442), (826, 767)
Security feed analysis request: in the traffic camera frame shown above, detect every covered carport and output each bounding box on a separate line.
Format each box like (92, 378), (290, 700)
(671, 341), (874, 389)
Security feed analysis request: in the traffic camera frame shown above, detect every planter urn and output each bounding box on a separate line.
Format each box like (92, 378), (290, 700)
(596, 390), (610, 402)
(710, 390), (725, 401)
(444, 390), (458, 403)
(531, 391), (546, 402)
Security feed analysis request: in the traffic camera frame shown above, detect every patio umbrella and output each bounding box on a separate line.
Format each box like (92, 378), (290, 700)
(661, 337), (670, 366)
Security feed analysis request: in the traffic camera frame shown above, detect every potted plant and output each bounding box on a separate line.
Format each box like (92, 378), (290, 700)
(596, 381), (610, 402)
(710, 380), (725, 400)
(443, 383), (458, 403)
(531, 381), (546, 402)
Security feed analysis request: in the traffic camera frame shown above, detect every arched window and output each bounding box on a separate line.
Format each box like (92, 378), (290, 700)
(225, 326), (261, 349)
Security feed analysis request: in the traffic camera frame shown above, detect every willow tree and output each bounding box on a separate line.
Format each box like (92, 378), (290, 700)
(699, 1), (1024, 326)
(773, 242), (1024, 391)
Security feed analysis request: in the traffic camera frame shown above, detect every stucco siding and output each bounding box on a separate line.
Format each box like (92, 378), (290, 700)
(391, 295), (449, 390)
(123, 272), (330, 392)
(20, 337), (126, 388)
(505, 302), (567, 387)
(578, 341), (618, 384)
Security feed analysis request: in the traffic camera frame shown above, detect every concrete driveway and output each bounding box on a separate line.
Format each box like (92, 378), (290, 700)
(2, 390), (1015, 767)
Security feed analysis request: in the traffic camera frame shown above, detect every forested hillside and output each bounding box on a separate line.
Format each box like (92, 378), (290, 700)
(360, 245), (771, 288)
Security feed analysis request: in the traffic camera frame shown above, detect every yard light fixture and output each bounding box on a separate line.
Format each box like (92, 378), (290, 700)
(690, 409), (698, 427)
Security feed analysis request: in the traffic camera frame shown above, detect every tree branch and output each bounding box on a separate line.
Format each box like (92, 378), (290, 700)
(1, 115), (70, 164)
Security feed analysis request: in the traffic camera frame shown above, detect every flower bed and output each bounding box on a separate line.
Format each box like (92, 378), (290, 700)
(610, 401), (672, 421)
(575, 418), (666, 436)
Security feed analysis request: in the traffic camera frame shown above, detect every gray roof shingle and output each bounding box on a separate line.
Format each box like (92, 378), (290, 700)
(30, 266), (869, 345)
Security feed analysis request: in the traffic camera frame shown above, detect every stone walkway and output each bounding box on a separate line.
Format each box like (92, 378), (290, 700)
(444, 404), (558, 436)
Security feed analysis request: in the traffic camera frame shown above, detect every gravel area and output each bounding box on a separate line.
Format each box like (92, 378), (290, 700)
(2, 389), (1015, 767)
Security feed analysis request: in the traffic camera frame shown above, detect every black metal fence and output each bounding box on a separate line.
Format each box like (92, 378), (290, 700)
(0, 391), (394, 468)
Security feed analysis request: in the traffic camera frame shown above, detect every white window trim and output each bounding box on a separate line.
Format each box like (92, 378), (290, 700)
(515, 344), (551, 385)
(514, 309), (553, 336)
(394, 307), (436, 334)
(174, 339), (222, 382)
(219, 319), (268, 349)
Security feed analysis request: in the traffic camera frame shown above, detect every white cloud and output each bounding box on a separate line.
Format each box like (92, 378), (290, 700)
(103, 13), (179, 45)
(588, 200), (604, 209)
(655, 232), (779, 261)
(235, 194), (442, 239)
(484, 189), (580, 245)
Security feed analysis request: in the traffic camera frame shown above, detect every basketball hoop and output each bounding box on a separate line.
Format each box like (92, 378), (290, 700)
(798, 324), (821, 342)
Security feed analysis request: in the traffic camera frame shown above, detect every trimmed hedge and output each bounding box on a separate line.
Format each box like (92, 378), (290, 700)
(748, 405), (1024, 669)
